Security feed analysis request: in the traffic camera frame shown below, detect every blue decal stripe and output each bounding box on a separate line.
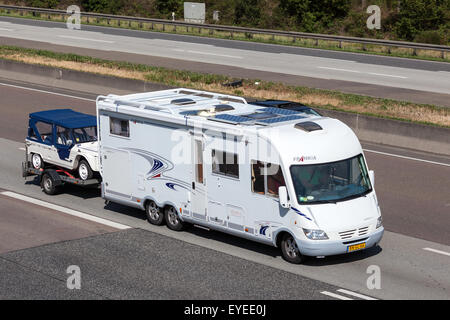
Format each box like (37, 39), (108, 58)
(292, 208), (312, 221)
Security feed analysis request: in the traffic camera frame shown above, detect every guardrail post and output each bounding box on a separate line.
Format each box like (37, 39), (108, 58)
(441, 51), (446, 59)
(292, 36), (296, 43)
(162, 23), (165, 31)
(412, 48), (417, 56)
(315, 39), (319, 46)
(339, 41), (343, 49)
(118, 19), (121, 26)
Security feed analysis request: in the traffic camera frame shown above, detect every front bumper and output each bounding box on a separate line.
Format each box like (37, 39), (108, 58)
(296, 227), (384, 257)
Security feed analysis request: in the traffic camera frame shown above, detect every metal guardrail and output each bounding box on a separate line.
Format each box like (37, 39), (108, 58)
(0, 4), (449, 58)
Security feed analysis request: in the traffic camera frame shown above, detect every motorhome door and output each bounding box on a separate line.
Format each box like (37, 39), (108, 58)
(190, 138), (207, 221)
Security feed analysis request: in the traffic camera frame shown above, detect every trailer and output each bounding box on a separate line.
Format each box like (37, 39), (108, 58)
(96, 88), (384, 264)
(22, 144), (101, 195)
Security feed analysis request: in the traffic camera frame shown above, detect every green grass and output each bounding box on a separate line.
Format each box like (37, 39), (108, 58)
(0, 9), (448, 63)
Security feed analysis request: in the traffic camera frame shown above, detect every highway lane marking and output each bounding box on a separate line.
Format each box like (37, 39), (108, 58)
(321, 291), (353, 300)
(318, 67), (407, 79)
(0, 82), (96, 102)
(0, 27), (14, 31)
(1, 191), (131, 230)
(318, 66), (361, 73)
(18, 147), (25, 151)
(172, 48), (243, 59)
(363, 149), (450, 167)
(423, 248), (450, 257)
(337, 289), (378, 300)
(58, 35), (115, 44)
(367, 72), (408, 79)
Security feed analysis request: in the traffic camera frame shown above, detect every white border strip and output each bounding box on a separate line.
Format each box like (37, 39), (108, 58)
(423, 248), (450, 257)
(321, 291), (353, 300)
(1, 191), (131, 230)
(337, 289), (378, 300)
(363, 149), (450, 167)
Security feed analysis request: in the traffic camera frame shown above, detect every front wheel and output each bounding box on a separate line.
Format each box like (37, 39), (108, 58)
(280, 233), (306, 264)
(164, 206), (186, 231)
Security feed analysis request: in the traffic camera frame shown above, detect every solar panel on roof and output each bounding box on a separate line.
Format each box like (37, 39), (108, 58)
(210, 114), (254, 124)
(256, 115), (304, 124)
(257, 107), (300, 116)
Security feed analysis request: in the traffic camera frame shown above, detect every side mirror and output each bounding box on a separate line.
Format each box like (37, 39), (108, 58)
(279, 186), (290, 208)
(369, 170), (375, 188)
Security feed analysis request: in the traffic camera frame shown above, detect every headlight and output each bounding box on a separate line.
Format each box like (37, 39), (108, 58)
(376, 216), (383, 229)
(303, 229), (329, 240)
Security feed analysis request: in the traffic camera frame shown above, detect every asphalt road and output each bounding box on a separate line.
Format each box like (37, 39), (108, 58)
(1, 16), (450, 107)
(0, 79), (449, 299)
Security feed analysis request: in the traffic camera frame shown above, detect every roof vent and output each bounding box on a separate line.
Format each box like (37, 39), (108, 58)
(295, 121), (322, 132)
(171, 98), (196, 106)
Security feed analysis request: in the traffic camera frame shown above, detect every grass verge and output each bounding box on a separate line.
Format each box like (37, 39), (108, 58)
(0, 9), (449, 63)
(0, 44), (449, 128)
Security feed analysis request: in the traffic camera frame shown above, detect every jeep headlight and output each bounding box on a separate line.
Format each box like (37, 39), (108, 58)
(303, 229), (329, 240)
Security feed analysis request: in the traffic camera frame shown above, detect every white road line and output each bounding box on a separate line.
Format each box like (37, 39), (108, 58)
(58, 35), (115, 44)
(318, 66), (361, 73)
(368, 72), (407, 79)
(0, 191), (131, 230)
(423, 248), (450, 257)
(18, 147), (25, 151)
(0, 27), (14, 31)
(337, 289), (378, 300)
(318, 67), (406, 79)
(363, 149), (450, 167)
(0, 82), (95, 102)
(321, 291), (353, 300)
(173, 49), (243, 59)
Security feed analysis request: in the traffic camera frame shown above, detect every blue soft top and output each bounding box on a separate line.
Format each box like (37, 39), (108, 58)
(30, 109), (97, 128)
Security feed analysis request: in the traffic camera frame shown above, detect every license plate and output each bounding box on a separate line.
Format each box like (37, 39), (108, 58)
(347, 242), (366, 252)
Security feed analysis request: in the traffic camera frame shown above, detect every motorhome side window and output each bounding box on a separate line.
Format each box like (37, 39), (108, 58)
(212, 150), (239, 178)
(110, 117), (130, 137)
(251, 160), (286, 197)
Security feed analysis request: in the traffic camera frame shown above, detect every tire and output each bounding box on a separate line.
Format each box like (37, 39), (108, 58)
(41, 173), (59, 195)
(31, 153), (44, 170)
(280, 233), (306, 264)
(164, 206), (186, 231)
(145, 201), (164, 225)
(78, 159), (93, 181)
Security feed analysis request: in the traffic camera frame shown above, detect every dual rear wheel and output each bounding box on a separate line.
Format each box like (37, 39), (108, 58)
(145, 201), (187, 231)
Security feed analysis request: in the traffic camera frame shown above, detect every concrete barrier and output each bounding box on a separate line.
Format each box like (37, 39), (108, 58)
(1, 59), (449, 156)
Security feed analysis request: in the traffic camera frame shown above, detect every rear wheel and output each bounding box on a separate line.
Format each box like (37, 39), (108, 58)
(78, 160), (93, 181)
(280, 233), (305, 264)
(145, 201), (164, 225)
(31, 153), (43, 169)
(164, 206), (186, 231)
(41, 173), (59, 195)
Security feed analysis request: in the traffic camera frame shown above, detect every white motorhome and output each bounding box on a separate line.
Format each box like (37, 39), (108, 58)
(96, 88), (384, 263)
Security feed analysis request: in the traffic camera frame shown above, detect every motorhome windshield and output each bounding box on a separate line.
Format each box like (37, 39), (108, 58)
(290, 154), (372, 204)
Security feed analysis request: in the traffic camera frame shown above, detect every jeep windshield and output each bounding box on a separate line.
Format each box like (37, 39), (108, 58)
(290, 154), (372, 204)
(72, 126), (97, 143)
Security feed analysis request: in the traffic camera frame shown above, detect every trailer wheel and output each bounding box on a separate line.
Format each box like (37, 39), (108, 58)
(78, 160), (93, 181)
(41, 173), (59, 195)
(165, 206), (185, 231)
(145, 201), (164, 226)
(31, 153), (44, 169)
(280, 233), (305, 264)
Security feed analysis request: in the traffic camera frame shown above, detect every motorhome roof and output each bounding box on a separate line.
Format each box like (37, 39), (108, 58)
(98, 88), (324, 129)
